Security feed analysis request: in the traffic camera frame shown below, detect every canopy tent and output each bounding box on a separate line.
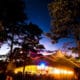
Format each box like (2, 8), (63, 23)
(34, 50), (80, 68)
(13, 50), (79, 80)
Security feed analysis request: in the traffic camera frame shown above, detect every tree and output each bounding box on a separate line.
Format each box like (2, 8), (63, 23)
(0, 0), (27, 54)
(48, 0), (80, 57)
(0, 0), (26, 24)
(8, 23), (44, 79)
(9, 22), (44, 61)
(21, 23), (44, 59)
(22, 23), (43, 49)
(0, 1), (44, 77)
(7, 22), (44, 61)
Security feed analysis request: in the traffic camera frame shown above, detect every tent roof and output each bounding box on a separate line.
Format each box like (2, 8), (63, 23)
(39, 50), (80, 68)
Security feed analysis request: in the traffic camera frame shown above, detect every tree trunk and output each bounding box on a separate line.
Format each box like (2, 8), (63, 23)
(10, 32), (14, 59)
(10, 41), (13, 55)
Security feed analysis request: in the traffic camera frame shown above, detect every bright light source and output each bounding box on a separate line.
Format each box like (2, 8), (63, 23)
(53, 68), (60, 74)
(40, 63), (46, 67)
(38, 62), (46, 70)
(52, 68), (74, 75)
(20, 51), (23, 54)
(14, 65), (74, 78)
(67, 71), (73, 74)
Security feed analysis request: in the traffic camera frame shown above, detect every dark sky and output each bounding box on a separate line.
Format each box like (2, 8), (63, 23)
(25, 0), (61, 51)
(0, 0), (57, 56)
(25, 0), (52, 32)
(0, 0), (77, 57)
(24, 0), (76, 53)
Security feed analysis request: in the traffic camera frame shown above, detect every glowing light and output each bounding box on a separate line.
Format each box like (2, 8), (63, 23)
(53, 68), (61, 74)
(14, 67), (23, 74)
(67, 71), (73, 74)
(38, 62), (46, 70)
(14, 65), (74, 75)
(14, 65), (75, 79)
(20, 51), (23, 54)
(62, 70), (68, 74)
(52, 68), (74, 75)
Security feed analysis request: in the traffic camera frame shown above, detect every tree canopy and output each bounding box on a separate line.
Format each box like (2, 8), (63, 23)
(48, 0), (80, 56)
(0, 0), (44, 74)
(0, 0), (44, 57)
(0, 0), (26, 25)
(8, 23), (44, 63)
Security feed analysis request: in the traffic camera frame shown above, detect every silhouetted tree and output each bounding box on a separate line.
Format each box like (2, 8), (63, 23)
(22, 23), (43, 50)
(48, 0), (80, 56)
(0, 0), (27, 54)
(0, 0), (26, 24)
(10, 23), (44, 59)
(0, 1), (45, 79)
(8, 23), (44, 80)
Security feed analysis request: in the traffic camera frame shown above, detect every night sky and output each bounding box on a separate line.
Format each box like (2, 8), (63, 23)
(25, 0), (52, 32)
(25, 0), (76, 52)
(0, 0), (77, 56)
(24, 0), (57, 50)
(0, 0), (53, 56)
(25, 0), (62, 51)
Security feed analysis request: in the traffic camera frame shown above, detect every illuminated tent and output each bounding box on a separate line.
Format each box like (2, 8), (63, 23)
(14, 50), (79, 80)
(42, 50), (80, 68)
(14, 50), (80, 69)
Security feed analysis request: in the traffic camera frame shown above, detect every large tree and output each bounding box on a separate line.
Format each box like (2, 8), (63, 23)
(9, 23), (44, 61)
(47, 0), (80, 57)
(7, 23), (44, 78)
(0, 0), (26, 24)
(0, 0), (44, 76)
(0, 0), (27, 54)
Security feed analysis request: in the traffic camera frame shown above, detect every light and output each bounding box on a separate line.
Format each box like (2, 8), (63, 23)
(62, 70), (67, 74)
(67, 71), (73, 74)
(14, 67), (23, 74)
(53, 68), (60, 74)
(20, 50), (23, 54)
(52, 68), (74, 75)
(39, 63), (46, 68)
(38, 62), (46, 70)
(14, 65), (74, 77)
